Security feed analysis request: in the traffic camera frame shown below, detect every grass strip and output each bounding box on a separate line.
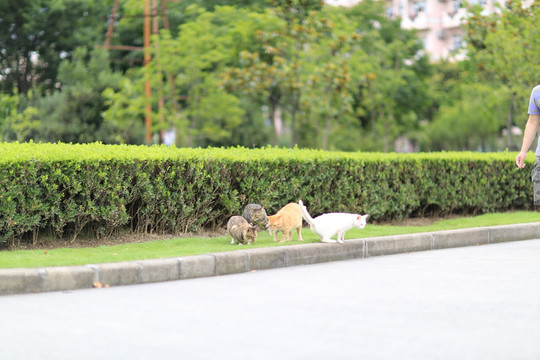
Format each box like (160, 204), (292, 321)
(0, 211), (538, 269)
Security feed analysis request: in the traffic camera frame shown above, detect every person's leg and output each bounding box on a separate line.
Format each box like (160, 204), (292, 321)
(532, 156), (540, 205)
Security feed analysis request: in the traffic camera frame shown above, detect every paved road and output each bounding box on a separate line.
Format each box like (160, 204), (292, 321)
(2, 239), (540, 360)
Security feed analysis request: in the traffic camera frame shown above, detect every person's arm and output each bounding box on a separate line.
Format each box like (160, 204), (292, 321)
(516, 114), (540, 168)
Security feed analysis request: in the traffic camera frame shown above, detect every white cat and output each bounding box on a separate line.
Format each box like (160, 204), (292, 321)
(298, 200), (368, 244)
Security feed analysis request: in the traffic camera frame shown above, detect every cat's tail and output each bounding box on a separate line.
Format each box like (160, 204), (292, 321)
(298, 200), (315, 226)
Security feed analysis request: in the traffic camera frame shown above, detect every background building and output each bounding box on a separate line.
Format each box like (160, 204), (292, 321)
(328, 0), (531, 60)
(388, 0), (493, 60)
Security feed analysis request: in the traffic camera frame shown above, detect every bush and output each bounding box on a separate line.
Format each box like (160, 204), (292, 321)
(0, 142), (533, 245)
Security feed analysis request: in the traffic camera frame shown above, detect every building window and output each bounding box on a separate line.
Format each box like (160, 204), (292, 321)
(413, 0), (427, 13)
(452, 0), (461, 12)
(409, 0), (426, 20)
(452, 35), (462, 51)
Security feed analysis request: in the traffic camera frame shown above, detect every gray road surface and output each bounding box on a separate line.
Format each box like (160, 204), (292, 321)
(2, 239), (540, 360)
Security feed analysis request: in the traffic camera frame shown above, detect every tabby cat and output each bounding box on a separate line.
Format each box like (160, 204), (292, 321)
(227, 216), (257, 245)
(242, 204), (269, 233)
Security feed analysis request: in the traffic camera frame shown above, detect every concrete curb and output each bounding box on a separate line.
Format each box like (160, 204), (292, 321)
(1, 222), (539, 296)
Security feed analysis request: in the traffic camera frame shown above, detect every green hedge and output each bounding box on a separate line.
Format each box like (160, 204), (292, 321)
(0, 142), (534, 245)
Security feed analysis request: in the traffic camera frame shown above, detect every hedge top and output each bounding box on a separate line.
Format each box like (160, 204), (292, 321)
(0, 142), (528, 164)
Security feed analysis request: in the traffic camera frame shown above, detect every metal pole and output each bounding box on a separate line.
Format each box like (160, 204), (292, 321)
(152, 0), (165, 144)
(144, 0), (152, 144)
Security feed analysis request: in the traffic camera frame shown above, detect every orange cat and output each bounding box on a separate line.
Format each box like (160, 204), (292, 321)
(267, 202), (303, 242)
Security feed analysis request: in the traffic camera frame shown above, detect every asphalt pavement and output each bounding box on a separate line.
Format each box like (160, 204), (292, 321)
(1, 238), (539, 359)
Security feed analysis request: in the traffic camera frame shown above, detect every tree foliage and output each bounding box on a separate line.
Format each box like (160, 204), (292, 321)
(422, 83), (508, 151)
(0, 91), (39, 142)
(463, 0), (540, 150)
(3, 0), (536, 152)
(36, 47), (126, 144)
(0, 0), (111, 94)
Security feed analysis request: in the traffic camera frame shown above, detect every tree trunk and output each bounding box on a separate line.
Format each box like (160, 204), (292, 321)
(269, 101), (279, 145)
(506, 93), (514, 150)
(269, 90), (281, 145)
(322, 114), (331, 151)
(290, 94), (300, 147)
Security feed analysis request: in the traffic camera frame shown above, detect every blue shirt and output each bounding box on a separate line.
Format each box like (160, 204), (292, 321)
(528, 85), (540, 155)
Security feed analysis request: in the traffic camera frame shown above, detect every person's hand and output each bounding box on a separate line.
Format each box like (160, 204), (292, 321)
(516, 151), (527, 168)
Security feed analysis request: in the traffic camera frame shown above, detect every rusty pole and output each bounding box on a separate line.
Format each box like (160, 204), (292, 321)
(144, 0), (152, 144)
(152, 0), (165, 144)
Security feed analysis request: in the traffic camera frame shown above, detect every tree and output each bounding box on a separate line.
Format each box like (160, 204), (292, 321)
(0, 0), (111, 95)
(301, 29), (362, 150)
(222, 0), (361, 148)
(0, 91), (39, 142)
(464, 0), (540, 150)
(104, 5), (251, 146)
(422, 83), (508, 151)
(106, 0), (268, 74)
(340, 0), (432, 152)
(36, 47), (126, 143)
(194, 0), (269, 11)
